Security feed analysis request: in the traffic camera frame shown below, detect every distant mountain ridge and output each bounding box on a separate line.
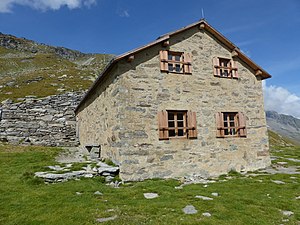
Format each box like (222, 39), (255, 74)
(266, 110), (300, 145)
(0, 32), (113, 102)
(0, 32), (87, 60)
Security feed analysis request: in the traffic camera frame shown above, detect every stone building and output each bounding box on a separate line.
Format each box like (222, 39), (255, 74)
(75, 19), (271, 181)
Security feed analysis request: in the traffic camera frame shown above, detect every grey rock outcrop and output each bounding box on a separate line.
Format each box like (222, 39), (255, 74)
(0, 33), (85, 60)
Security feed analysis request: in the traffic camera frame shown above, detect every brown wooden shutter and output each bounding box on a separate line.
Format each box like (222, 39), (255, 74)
(158, 110), (169, 140)
(216, 112), (224, 138)
(213, 57), (220, 76)
(159, 50), (168, 72)
(238, 112), (247, 137)
(184, 53), (192, 74)
(231, 60), (238, 78)
(187, 111), (197, 139)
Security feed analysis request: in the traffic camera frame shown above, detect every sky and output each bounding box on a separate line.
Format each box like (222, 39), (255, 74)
(0, 0), (300, 118)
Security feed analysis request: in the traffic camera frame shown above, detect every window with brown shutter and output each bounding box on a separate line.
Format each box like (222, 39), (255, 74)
(213, 57), (238, 79)
(158, 110), (169, 140)
(216, 112), (247, 138)
(158, 110), (197, 140)
(160, 50), (192, 74)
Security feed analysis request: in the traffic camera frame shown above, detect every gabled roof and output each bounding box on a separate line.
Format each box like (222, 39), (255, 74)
(75, 19), (271, 113)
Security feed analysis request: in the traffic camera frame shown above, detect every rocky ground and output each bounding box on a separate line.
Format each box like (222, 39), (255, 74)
(35, 146), (120, 185)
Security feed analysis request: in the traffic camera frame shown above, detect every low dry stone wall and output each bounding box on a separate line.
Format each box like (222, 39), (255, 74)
(0, 92), (84, 146)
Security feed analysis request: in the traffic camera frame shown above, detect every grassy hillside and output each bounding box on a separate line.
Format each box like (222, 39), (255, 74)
(0, 132), (299, 224)
(268, 130), (296, 148)
(0, 35), (113, 102)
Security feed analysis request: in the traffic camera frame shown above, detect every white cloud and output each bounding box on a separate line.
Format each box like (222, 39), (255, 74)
(263, 81), (300, 118)
(117, 9), (130, 18)
(0, 0), (96, 12)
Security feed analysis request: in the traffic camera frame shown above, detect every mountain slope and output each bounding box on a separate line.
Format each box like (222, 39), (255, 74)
(0, 33), (113, 102)
(266, 110), (300, 145)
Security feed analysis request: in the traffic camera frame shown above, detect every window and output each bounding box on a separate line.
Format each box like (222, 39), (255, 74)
(168, 111), (187, 138)
(216, 112), (247, 138)
(158, 110), (197, 140)
(160, 50), (192, 74)
(213, 57), (238, 78)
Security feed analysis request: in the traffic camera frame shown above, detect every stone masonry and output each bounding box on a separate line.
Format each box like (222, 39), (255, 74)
(76, 20), (271, 181)
(0, 92), (83, 146)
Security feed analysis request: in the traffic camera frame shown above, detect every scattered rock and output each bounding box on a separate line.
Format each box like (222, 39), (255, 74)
(35, 161), (119, 183)
(96, 215), (118, 223)
(84, 174), (93, 178)
(105, 176), (114, 182)
(277, 162), (288, 165)
(97, 162), (119, 175)
(182, 205), (197, 214)
(83, 164), (92, 172)
(183, 176), (216, 185)
(211, 192), (219, 197)
(202, 212), (211, 217)
(281, 210), (294, 217)
(144, 193), (159, 199)
(76, 192), (82, 195)
(107, 181), (121, 188)
(106, 209), (115, 212)
(258, 166), (300, 175)
(195, 195), (213, 200)
(48, 165), (64, 171)
(94, 191), (103, 195)
(286, 158), (300, 163)
(295, 196), (300, 200)
(272, 180), (286, 185)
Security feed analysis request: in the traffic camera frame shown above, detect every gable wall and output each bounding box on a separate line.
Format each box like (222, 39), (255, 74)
(76, 66), (129, 163)
(77, 26), (270, 181)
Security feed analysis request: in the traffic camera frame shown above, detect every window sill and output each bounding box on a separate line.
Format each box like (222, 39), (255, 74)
(169, 136), (188, 139)
(161, 70), (192, 75)
(214, 75), (238, 79)
(217, 136), (247, 138)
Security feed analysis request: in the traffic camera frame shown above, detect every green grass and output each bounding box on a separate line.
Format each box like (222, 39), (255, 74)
(0, 46), (112, 102)
(0, 137), (300, 224)
(268, 130), (296, 148)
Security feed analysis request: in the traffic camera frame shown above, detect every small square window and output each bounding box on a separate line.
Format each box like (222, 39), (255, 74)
(223, 112), (238, 136)
(167, 110), (187, 138)
(216, 112), (247, 138)
(160, 50), (192, 74)
(158, 110), (198, 140)
(213, 57), (238, 78)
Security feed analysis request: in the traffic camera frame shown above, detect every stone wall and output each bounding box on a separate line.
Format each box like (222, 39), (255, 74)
(0, 92), (84, 146)
(77, 26), (271, 181)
